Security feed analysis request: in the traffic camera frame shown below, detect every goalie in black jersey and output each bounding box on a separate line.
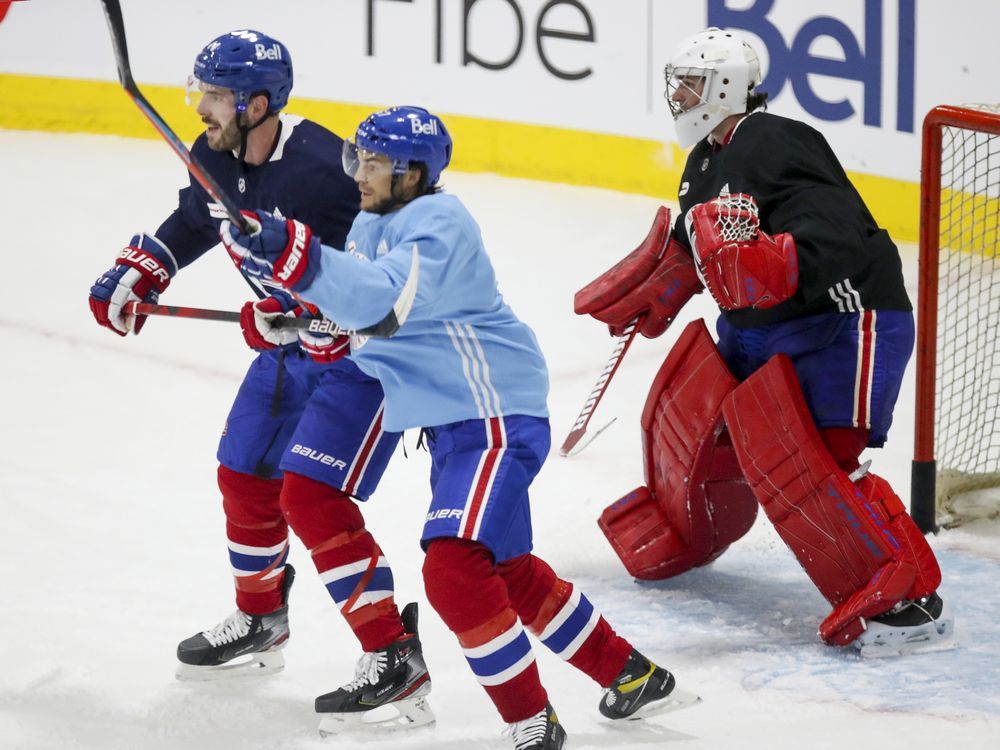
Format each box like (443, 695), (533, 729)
(576, 27), (953, 656)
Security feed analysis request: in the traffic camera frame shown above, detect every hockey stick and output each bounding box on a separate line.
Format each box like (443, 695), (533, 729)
(124, 251), (417, 339)
(124, 301), (333, 332)
(558, 317), (642, 457)
(99, 0), (252, 236)
(99, 0), (419, 338)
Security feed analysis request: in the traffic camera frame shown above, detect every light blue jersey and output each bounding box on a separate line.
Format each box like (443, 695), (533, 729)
(299, 192), (550, 432)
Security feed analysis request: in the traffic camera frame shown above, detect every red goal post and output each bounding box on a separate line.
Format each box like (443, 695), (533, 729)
(912, 104), (1000, 532)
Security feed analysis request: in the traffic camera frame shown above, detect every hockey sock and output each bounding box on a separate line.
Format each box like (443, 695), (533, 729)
(279, 471), (404, 651)
(818, 427), (871, 474)
(423, 538), (547, 723)
(498, 553), (632, 688)
(218, 464), (289, 615)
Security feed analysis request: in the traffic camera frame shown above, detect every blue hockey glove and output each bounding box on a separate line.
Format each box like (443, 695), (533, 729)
(89, 233), (177, 336)
(220, 210), (321, 291)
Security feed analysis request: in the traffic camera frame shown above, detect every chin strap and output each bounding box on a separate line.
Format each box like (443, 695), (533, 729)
(237, 110), (276, 164)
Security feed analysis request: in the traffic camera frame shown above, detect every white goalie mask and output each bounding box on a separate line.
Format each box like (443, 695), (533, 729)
(664, 27), (762, 148)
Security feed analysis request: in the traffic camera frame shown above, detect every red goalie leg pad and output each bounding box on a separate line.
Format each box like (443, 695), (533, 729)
(598, 319), (757, 579)
(423, 539), (548, 723)
(498, 554), (632, 687)
(722, 355), (919, 645)
(279, 471), (403, 651)
(218, 465), (289, 615)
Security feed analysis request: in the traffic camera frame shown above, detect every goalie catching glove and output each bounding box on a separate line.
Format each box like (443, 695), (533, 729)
(685, 193), (798, 311)
(574, 206), (702, 338)
(89, 233), (177, 336)
(221, 210), (321, 291)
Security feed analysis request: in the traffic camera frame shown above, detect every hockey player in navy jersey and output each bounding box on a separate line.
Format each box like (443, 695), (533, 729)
(87, 32), (434, 724)
(576, 27), (953, 656)
(220, 105), (699, 748)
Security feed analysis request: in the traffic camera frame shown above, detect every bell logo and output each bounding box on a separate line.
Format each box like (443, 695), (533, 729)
(410, 117), (439, 136)
(255, 43), (282, 61)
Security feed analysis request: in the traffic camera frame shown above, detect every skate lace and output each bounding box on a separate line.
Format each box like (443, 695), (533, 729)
(201, 610), (252, 647)
(503, 707), (548, 750)
(342, 651), (388, 692)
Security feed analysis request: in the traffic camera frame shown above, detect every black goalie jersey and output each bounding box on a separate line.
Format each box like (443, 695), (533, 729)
(672, 111), (912, 329)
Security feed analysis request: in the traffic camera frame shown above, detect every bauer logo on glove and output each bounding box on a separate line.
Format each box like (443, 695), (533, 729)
(220, 209), (322, 291)
(686, 193), (798, 311)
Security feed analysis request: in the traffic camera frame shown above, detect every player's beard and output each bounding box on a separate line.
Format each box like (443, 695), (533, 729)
(203, 116), (241, 152)
(365, 179), (413, 215)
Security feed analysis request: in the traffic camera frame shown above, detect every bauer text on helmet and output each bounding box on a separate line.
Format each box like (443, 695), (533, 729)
(664, 27), (762, 148)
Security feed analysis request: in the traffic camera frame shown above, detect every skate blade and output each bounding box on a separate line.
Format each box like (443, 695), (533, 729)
(856, 604), (956, 659)
(317, 695), (436, 736)
(622, 687), (703, 722)
(175, 650), (285, 682)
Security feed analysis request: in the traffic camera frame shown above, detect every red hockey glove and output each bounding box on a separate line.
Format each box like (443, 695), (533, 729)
(240, 296), (300, 351)
(88, 233), (177, 336)
(575, 206), (702, 338)
(298, 328), (350, 363)
(686, 194), (798, 311)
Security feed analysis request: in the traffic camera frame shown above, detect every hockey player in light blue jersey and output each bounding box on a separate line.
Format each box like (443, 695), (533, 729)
(221, 106), (699, 748)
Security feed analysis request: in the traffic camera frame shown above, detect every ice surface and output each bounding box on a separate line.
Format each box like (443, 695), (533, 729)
(1, 130), (997, 749)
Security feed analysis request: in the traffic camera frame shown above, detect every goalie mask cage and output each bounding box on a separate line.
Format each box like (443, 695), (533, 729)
(912, 104), (1000, 532)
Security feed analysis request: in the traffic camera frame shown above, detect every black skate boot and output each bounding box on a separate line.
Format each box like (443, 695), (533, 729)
(315, 602), (434, 733)
(175, 564), (295, 681)
(504, 703), (566, 750)
(599, 648), (701, 720)
(855, 592), (955, 656)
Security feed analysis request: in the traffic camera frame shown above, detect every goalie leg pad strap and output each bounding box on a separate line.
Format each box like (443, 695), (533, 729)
(598, 320), (757, 579)
(722, 355), (925, 644)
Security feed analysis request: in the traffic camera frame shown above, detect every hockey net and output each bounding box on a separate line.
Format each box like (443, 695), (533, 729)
(913, 104), (1000, 530)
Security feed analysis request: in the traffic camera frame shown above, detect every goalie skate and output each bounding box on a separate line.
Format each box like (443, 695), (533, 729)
(599, 649), (701, 722)
(315, 602), (435, 734)
(854, 593), (955, 658)
(175, 565), (294, 681)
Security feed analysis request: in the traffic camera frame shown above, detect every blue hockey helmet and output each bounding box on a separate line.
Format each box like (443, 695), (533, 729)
(192, 30), (293, 113)
(345, 106), (453, 188)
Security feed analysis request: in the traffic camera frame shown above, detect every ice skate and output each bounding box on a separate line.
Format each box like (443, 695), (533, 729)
(503, 703), (566, 749)
(315, 602), (434, 734)
(599, 649), (701, 721)
(855, 592), (955, 657)
(175, 565), (294, 681)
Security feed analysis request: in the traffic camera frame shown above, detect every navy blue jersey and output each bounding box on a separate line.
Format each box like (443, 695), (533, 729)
(155, 114), (358, 291)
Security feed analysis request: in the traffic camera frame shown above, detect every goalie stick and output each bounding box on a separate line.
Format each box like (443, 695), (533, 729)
(99, 0), (419, 338)
(559, 316), (641, 457)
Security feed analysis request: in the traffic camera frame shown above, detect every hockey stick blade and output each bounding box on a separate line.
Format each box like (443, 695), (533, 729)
(99, 0), (253, 237)
(559, 318), (642, 457)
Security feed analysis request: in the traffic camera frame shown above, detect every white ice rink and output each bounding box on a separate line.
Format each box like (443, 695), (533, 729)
(2, 129), (999, 749)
